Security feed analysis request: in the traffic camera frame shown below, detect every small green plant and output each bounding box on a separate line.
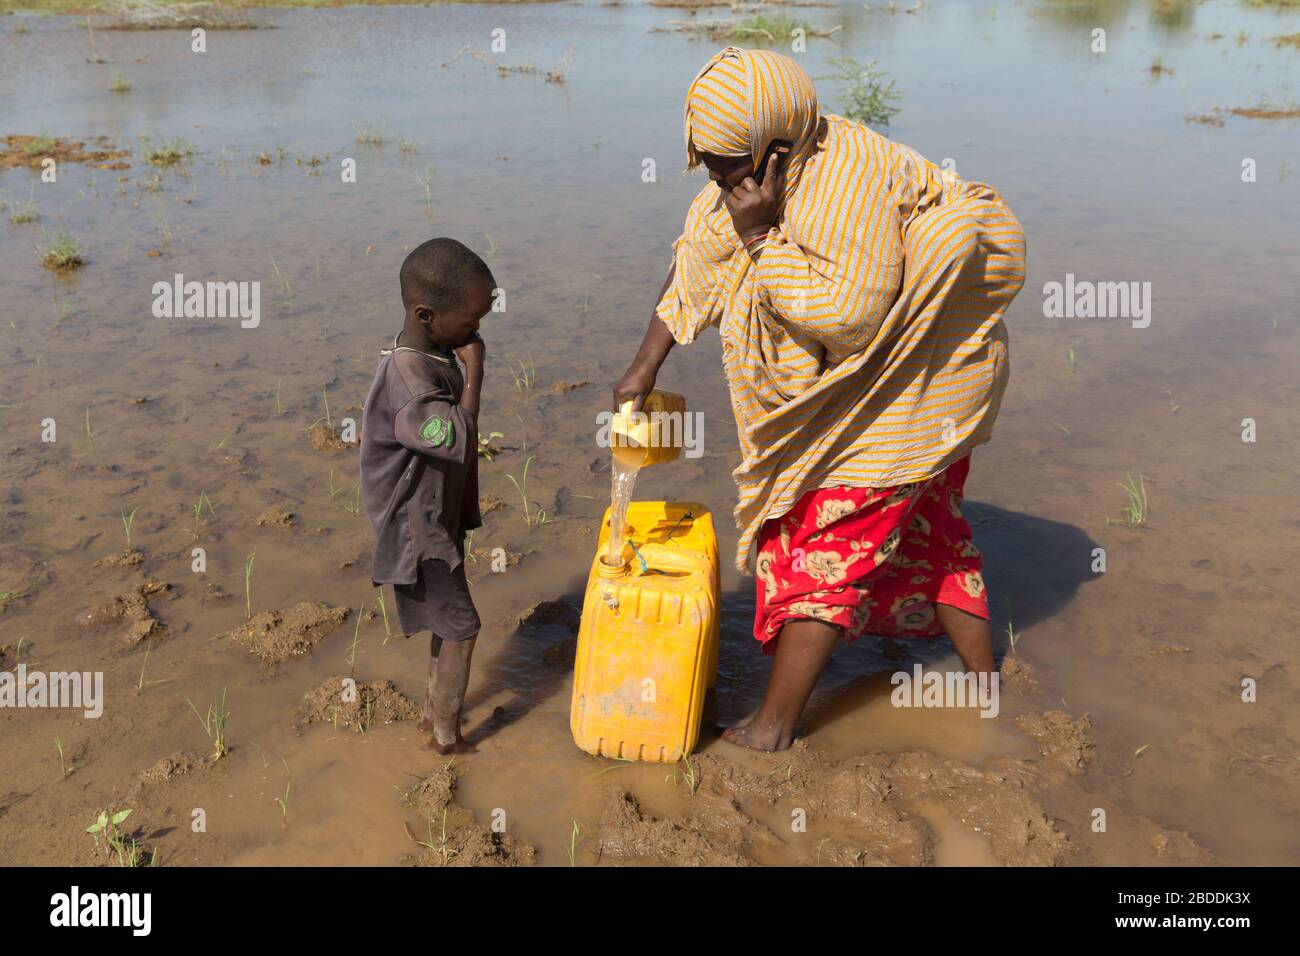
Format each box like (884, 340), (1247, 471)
(415, 166), (434, 213)
(84, 404), (93, 442)
(24, 136), (57, 158)
(1108, 473), (1150, 527)
(303, 385), (334, 434)
(139, 169), (165, 193)
(187, 686), (230, 759)
(109, 70), (131, 93)
(274, 757), (291, 825)
(398, 138), (418, 155)
(477, 430), (504, 460)
(40, 232), (85, 272)
(733, 14), (816, 42)
(86, 808), (149, 866)
(377, 588), (392, 644)
(505, 455), (547, 528)
(243, 551), (256, 618)
(120, 506), (139, 551)
(354, 122), (384, 146)
(144, 137), (192, 166)
(409, 807), (458, 864)
(819, 56), (901, 128)
(274, 378), (283, 416)
(0, 591), (28, 610)
(1005, 599), (1018, 654)
(567, 819), (581, 867)
(347, 603), (365, 675)
(509, 356), (536, 393)
(192, 490), (217, 535)
(1068, 346), (1077, 372)
(55, 736), (69, 779)
(678, 754), (700, 794)
(135, 639), (168, 693)
(9, 200), (39, 225)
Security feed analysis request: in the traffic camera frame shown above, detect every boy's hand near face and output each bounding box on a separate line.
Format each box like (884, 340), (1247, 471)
(455, 333), (484, 419)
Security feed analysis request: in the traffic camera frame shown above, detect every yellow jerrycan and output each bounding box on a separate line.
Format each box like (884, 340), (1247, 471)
(610, 389), (687, 468)
(570, 502), (721, 763)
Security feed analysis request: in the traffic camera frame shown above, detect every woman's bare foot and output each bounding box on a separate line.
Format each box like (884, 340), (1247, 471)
(722, 619), (839, 752)
(721, 716), (790, 752)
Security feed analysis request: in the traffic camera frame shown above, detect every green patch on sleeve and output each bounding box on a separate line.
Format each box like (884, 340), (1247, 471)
(419, 415), (454, 448)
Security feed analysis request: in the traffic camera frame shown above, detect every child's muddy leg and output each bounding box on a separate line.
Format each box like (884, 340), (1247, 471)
(936, 603), (994, 675)
(723, 619), (839, 752)
(418, 633), (444, 733)
(429, 633), (477, 754)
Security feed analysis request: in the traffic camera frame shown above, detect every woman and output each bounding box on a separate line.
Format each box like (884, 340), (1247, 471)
(614, 47), (1026, 752)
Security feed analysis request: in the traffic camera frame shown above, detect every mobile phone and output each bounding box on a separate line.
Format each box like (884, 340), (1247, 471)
(754, 139), (792, 186)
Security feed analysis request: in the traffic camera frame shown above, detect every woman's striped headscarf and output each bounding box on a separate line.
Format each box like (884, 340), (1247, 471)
(658, 47), (1027, 574)
(683, 46), (820, 190)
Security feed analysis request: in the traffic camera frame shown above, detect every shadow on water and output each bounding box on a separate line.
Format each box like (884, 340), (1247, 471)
(461, 502), (1097, 746)
(461, 591), (586, 746)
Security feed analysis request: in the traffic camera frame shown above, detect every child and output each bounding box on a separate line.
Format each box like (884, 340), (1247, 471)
(360, 238), (494, 754)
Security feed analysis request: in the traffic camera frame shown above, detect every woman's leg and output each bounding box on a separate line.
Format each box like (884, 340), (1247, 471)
(723, 618), (840, 752)
(936, 602), (994, 676)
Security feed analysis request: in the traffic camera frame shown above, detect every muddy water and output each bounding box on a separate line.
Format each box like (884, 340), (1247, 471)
(2, 0), (1299, 866)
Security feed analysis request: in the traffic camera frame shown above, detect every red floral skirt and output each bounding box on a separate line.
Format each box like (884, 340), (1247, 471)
(752, 456), (987, 654)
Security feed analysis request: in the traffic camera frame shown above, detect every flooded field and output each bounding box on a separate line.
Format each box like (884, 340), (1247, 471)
(1, 0), (1298, 867)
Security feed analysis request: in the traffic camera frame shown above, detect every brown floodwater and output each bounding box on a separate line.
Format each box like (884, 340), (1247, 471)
(1, 0), (1298, 866)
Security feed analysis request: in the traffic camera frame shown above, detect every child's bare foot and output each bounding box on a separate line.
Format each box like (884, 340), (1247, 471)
(426, 732), (477, 755)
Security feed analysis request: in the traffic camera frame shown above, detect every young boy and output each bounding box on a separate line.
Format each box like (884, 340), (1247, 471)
(360, 238), (494, 755)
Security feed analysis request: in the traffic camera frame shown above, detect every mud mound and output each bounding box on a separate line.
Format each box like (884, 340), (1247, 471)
(478, 494), (506, 515)
(219, 601), (349, 664)
(469, 546), (527, 569)
(516, 599), (581, 631)
(694, 746), (932, 865)
(92, 1), (271, 31)
(551, 379), (590, 393)
(93, 549), (145, 569)
(596, 787), (779, 866)
(256, 509), (294, 528)
(400, 764), (535, 867)
(691, 738), (1074, 866)
(1, 135), (131, 171)
(296, 676), (421, 729)
(308, 423), (348, 454)
(1014, 711), (1094, 775)
(886, 752), (1073, 866)
(77, 580), (170, 646)
(1000, 653), (1038, 693)
(125, 750), (211, 803)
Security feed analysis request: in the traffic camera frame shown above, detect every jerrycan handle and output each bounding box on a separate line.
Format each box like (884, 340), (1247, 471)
(633, 542), (707, 576)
